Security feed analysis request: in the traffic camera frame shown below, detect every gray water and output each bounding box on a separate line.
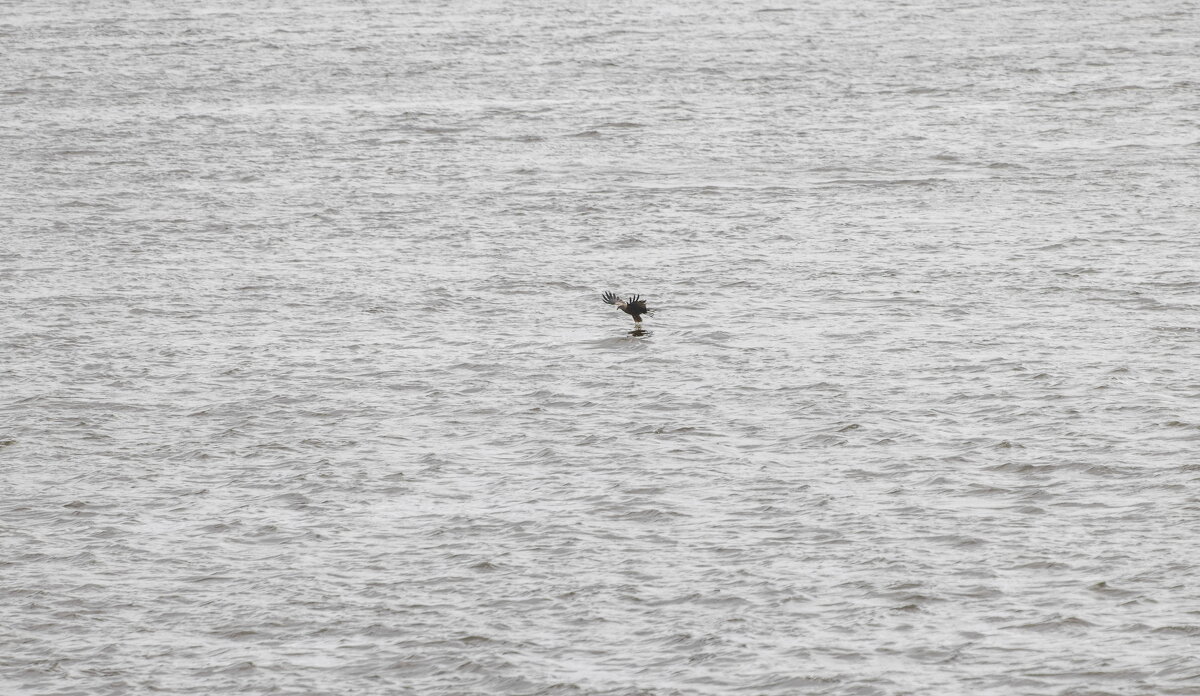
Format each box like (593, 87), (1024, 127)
(3, 1), (1200, 694)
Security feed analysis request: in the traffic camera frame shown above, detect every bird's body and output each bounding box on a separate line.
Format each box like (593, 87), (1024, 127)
(602, 291), (649, 323)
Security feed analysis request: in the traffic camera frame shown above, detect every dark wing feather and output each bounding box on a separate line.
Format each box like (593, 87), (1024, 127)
(601, 291), (620, 305)
(627, 295), (648, 314)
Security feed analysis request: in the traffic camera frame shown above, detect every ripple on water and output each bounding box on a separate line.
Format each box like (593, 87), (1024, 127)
(4, 0), (1200, 694)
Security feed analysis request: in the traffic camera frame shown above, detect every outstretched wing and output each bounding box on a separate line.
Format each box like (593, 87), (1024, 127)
(601, 291), (627, 309)
(627, 295), (648, 315)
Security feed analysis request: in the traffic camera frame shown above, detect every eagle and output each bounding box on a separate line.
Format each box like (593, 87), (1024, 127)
(602, 291), (649, 323)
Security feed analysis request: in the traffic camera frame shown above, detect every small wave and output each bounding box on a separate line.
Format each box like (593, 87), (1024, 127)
(814, 177), (946, 188)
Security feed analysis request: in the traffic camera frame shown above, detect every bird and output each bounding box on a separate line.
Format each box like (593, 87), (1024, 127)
(602, 291), (649, 323)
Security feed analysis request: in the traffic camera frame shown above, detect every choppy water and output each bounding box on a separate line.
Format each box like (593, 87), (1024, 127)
(4, 1), (1200, 694)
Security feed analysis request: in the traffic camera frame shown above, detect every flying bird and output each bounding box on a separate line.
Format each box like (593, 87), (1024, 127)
(602, 291), (649, 323)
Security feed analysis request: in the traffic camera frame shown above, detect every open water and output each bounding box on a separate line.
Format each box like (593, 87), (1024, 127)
(3, 0), (1200, 694)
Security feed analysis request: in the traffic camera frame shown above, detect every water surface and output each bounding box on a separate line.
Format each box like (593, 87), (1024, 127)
(3, 0), (1200, 694)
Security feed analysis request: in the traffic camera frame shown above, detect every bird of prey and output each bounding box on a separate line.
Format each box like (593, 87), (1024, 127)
(602, 291), (649, 323)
